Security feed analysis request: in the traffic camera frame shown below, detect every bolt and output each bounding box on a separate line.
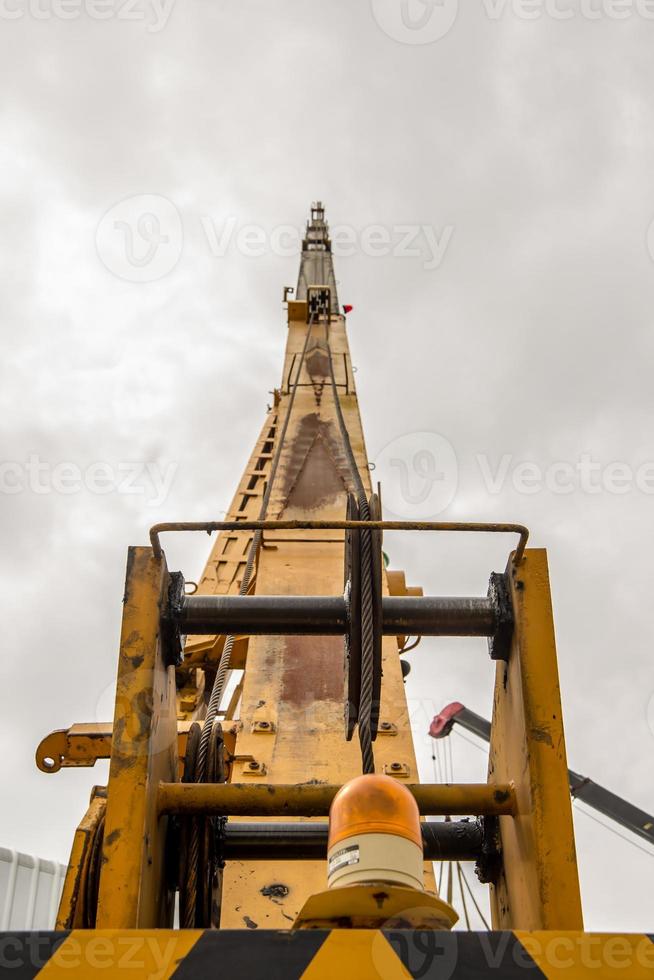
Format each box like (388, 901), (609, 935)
(248, 761), (260, 770)
(258, 722), (270, 729)
(380, 722), (391, 731)
(390, 762), (402, 771)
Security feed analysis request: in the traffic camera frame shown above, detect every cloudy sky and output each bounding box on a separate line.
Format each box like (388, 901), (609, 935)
(1, 0), (653, 932)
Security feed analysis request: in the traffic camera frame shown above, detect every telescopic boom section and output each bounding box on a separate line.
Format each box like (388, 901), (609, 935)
(182, 202), (427, 928)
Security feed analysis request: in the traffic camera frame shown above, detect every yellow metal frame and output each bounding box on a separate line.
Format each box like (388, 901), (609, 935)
(56, 788), (106, 929)
(95, 547), (178, 929)
(489, 548), (583, 930)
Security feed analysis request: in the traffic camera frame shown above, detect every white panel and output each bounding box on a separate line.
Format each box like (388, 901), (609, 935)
(0, 848), (66, 930)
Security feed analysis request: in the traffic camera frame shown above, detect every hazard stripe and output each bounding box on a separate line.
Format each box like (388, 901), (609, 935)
(514, 931), (654, 979)
(301, 930), (411, 979)
(0, 930), (652, 978)
(386, 930), (547, 978)
(170, 929), (328, 979)
(36, 930), (202, 978)
(0, 932), (69, 980)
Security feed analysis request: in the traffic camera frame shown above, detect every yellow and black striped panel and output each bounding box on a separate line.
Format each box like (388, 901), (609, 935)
(0, 930), (652, 978)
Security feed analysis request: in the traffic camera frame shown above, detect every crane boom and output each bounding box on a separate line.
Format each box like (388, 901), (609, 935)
(430, 701), (654, 846)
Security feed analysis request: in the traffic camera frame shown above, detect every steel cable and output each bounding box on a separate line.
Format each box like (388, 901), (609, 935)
(323, 319), (375, 775)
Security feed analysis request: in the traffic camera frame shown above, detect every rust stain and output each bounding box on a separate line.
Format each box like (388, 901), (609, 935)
(305, 347), (330, 407)
(278, 413), (351, 516)
(260, 883), (289, 902)
(305, 346), (329, 379)
(281, 635), (343, 705)
(285, 438), (348, 510)
(277, 414), (352, 514)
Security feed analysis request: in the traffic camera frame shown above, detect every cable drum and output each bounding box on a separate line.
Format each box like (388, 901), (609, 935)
(179, 721), (226, 927)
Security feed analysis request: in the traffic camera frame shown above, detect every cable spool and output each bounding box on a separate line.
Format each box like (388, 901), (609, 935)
(179, 720), (225, 927)
(344, 492), (384, 745)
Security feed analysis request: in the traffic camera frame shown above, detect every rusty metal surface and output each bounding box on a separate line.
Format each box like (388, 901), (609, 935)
(35, 720), (239, 776)
(488, 549), (583, 930)
(157, 782), (517, 818)
(215, 819), (486, 862)
(150, 519), (529, 564)
(55, 788), (106, 929)
(95, 547), (178, 929)
(175, 594), (497, 637)
(36, 725), (113, 773)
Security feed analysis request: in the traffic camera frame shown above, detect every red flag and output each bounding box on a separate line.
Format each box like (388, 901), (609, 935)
(343, 304), (353, 314)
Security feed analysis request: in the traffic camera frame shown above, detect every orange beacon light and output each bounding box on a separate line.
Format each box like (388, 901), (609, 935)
(327, 774), (424, 890)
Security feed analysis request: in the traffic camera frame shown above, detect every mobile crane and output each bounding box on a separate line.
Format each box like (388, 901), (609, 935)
(14, 204), (654, 977)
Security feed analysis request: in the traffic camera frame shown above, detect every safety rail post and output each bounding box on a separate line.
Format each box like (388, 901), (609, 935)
(488, 548), (583, 930)
(95, 547), (178, 928)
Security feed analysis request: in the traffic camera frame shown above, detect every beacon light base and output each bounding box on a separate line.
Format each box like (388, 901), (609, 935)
(292, 883), (458, 931)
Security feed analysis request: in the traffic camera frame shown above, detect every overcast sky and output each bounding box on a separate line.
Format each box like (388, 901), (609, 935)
(0, 0), (653, 932)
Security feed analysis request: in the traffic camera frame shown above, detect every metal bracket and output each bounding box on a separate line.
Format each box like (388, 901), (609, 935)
(306, 285), (332, 320)
(384, 762), (410, 778)
(239, 757), (267, 777)
(251, 720), (276, 734)
(161, 570), (186, 667)
(487, 572), (513, 661)
(475, 815), (502, 885)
